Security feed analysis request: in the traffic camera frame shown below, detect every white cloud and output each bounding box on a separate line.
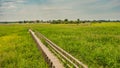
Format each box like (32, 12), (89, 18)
(0, 0), (120, 21)
(87, 0), (120, 10)
(0, 0), (26, 10)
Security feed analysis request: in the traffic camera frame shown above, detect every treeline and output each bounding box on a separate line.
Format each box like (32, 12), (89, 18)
(19, 19), (120, 24)
(0, 21), (18, 24)
(18, 19), (120, 24)
(0, 19), (120, 24)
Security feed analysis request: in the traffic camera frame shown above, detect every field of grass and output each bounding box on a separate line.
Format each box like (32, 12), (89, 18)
(0, 23), (120, 68)
(31, 23), (120, 68)
(0, 25), (48, 68)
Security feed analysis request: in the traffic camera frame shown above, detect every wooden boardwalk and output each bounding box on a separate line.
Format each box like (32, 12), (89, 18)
(29, 29), (64, 68)
(29, 29), (88, 68)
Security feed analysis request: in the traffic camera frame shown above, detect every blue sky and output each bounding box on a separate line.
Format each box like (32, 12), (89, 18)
(0, 0), (120, 21)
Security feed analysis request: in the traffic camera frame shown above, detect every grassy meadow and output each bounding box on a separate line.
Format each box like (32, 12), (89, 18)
(0, 25), (48, 68)
(31, 23), (120, 68)
(0, 22), (120, 68)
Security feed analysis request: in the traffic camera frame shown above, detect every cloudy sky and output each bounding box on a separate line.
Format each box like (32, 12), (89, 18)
(0, 0), (120, 21)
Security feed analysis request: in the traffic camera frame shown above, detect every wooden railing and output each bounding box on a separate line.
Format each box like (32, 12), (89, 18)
(35, 30), (88, 68)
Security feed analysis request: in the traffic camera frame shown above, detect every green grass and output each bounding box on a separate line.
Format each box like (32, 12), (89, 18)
(0, 23), (120, 68)
(0, 25), (48, 68)
(31, 23), (120, 68)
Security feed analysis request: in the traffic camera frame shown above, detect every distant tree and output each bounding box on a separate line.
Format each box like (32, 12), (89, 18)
(29, 21), (33, 23)
(18, 21), (23, 23)
(64, 19), (68, 22)
(46, 20), (51, 23)
(57, 19), (62, 24)
(82, 21), (85, 23)
(69, 20), (74, 24)
(52, 20), (56, 24)
(77, 19), (80, 25)
(92, 20), (96, 23)
(64, 19), (68, 24)
(36, 20), (40, 23)
(24, 20), (27, 23)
